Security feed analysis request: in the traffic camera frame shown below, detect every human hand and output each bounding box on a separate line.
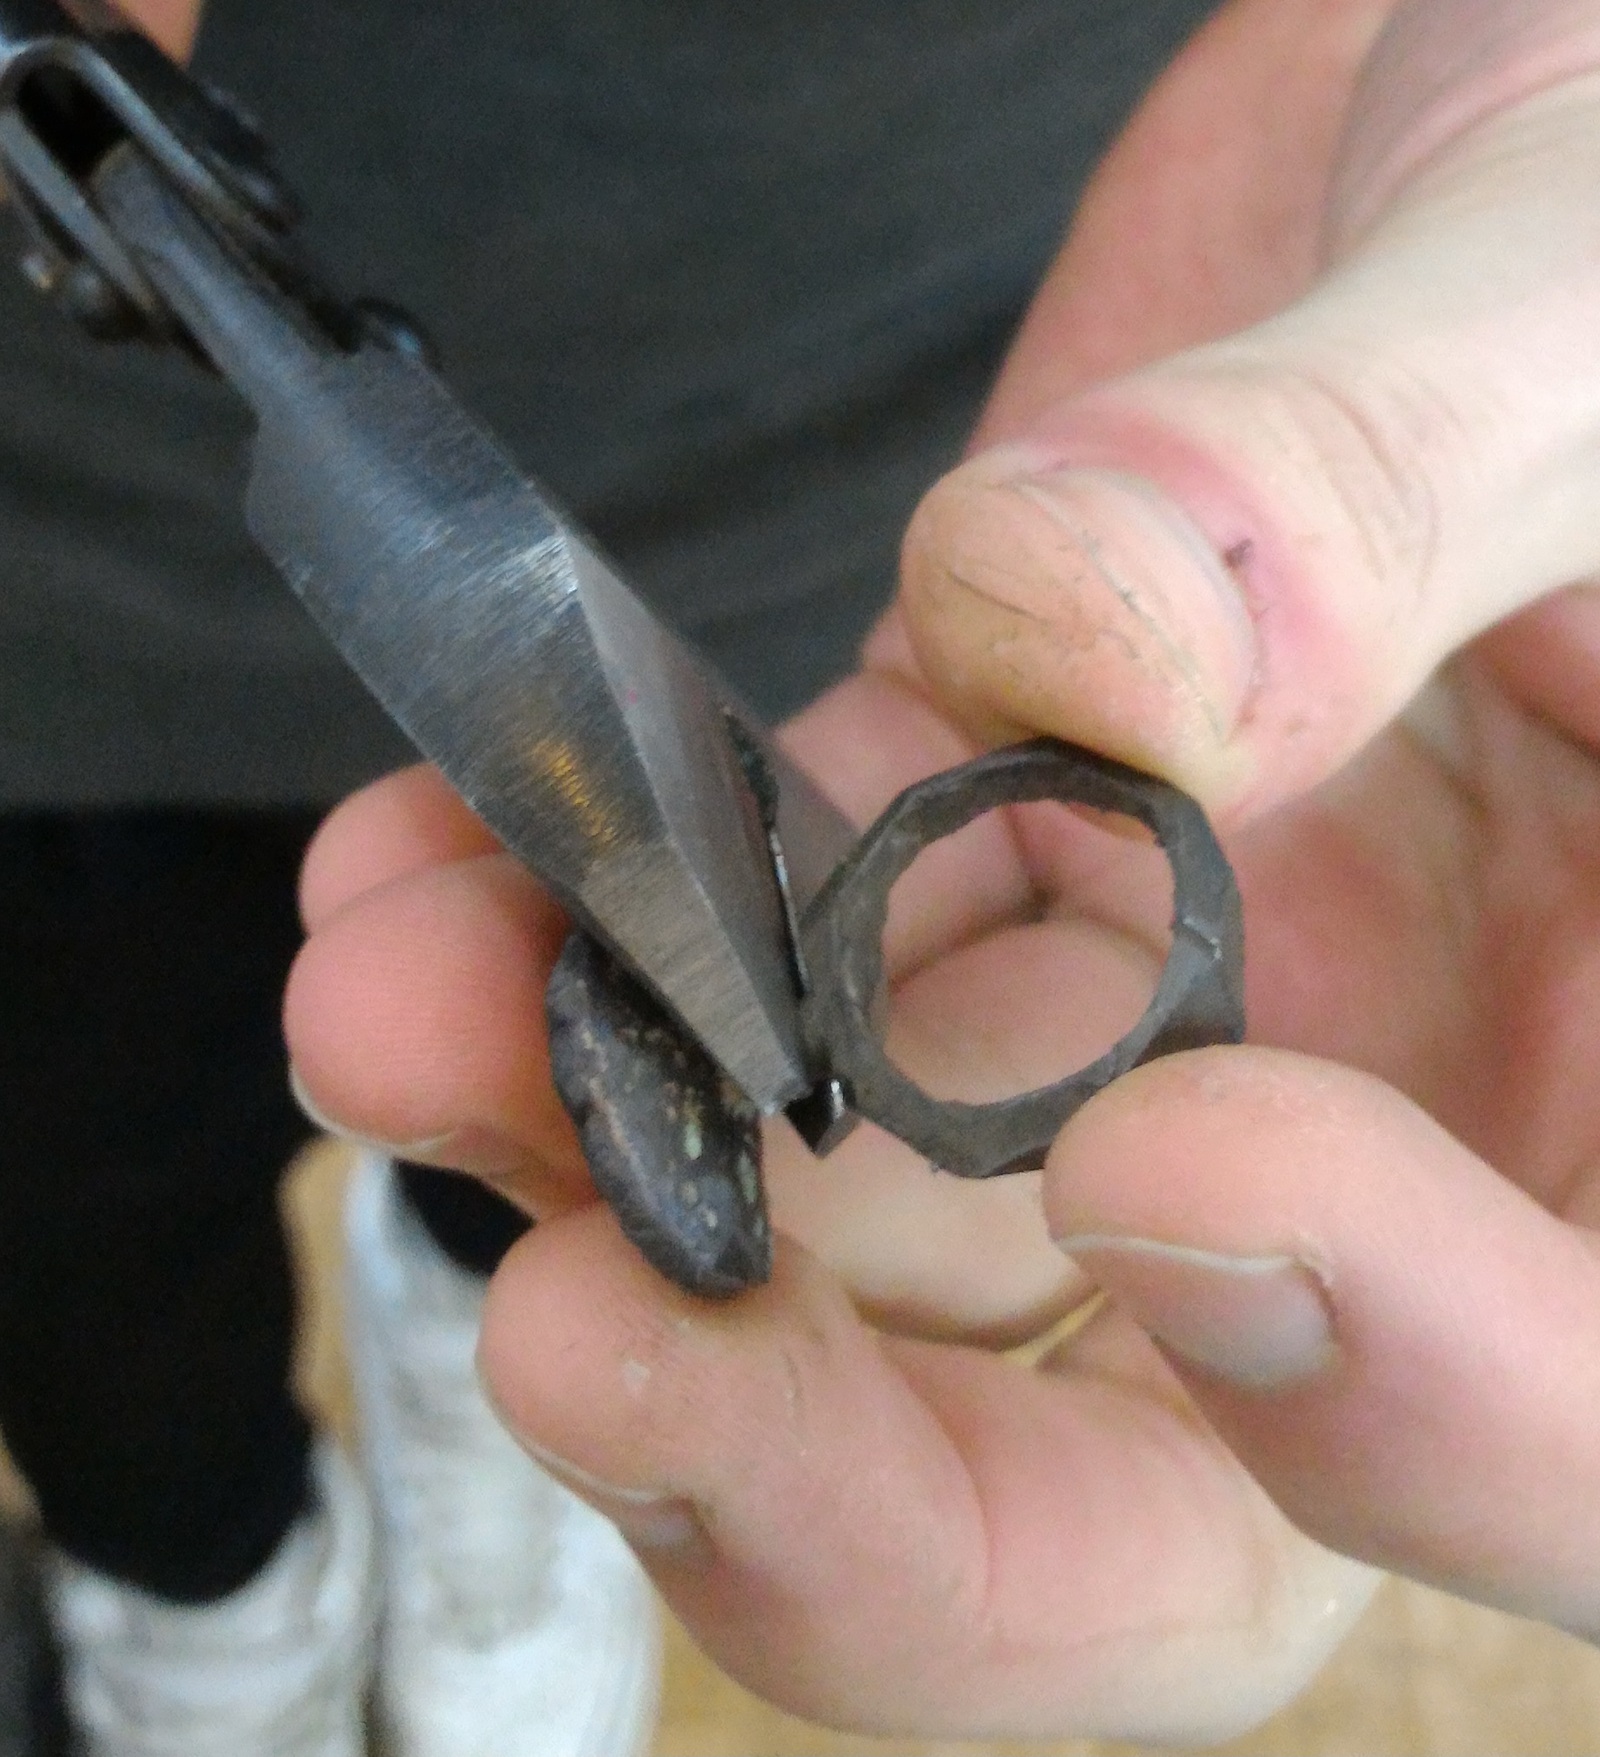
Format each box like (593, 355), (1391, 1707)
(286, 0), (1600, 1738)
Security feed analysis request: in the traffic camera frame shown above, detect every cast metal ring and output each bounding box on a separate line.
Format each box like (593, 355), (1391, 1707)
(798, 737), (1245, 1178)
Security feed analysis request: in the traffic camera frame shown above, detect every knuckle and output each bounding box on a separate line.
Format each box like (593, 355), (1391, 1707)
(1253, 355), (1455, 611)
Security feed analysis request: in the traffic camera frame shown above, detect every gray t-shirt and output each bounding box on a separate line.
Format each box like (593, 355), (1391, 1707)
(0, 0), (1219, 807)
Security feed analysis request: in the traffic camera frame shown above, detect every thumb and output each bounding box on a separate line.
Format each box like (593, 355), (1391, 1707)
(900, 63), (1600, 820)
(1044, 1046), (1600, 1635)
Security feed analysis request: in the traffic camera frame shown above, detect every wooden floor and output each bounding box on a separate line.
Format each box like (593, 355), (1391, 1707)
(8, 1138), (1600, 1755)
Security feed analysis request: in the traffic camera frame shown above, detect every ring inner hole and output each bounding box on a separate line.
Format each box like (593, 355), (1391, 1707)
(881, 798), (1174, 1105)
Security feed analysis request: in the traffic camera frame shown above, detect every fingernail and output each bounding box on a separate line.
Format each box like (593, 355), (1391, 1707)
(1056, 1234), (1335, 1390)
(905, 457), (1260, 777)
(1015, 466), (1259, 723)
(288, 1065), (529, 1175)
(513, 1434), (710, 1557)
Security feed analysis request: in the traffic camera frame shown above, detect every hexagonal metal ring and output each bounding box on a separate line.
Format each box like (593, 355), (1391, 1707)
(798, 738), (1245, 1178)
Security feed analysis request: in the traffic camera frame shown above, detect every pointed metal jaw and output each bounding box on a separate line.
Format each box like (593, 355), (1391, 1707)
(94, 147), (838, 1111)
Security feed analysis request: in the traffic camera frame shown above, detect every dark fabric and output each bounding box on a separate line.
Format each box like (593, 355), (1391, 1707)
(0, 1517), (67, 1757)
(0, 814), (320, 1601)
(397, 1162), (530, 1278)
(0, 811), (528, 1600)
(0, 0), (1221, 806)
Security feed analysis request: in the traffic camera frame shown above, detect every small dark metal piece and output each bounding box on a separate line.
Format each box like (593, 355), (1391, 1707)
(349, 296), (439, 369)
(546, 931), (772, 1298)
(53, 251), (137, 335)
(800, 737), (1245, 1179)
(784, 1074), (855, 1157)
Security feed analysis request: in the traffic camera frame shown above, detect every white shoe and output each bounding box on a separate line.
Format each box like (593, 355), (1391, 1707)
(45, 1440), (376, 1757)
(344, 1152), (660, 1757)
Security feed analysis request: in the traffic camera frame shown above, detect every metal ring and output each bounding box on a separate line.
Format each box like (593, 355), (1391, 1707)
(798, 738), (1245, 1178)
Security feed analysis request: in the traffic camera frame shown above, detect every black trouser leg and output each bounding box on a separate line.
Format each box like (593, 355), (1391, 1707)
(0, 814), (320, 1602)
(0, 811), (532, 1603)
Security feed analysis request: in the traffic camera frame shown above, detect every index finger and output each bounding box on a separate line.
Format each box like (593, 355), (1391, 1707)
(300, 762), (502, 931)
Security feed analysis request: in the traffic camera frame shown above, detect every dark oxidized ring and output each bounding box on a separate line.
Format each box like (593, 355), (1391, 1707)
(798, 738), (1245, 1179)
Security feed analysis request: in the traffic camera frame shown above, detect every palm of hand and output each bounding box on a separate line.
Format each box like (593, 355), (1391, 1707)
(287, 0), (1600, 1739)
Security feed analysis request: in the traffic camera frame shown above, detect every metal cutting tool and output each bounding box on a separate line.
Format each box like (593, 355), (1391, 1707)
(0, 0), (1246, 1296)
